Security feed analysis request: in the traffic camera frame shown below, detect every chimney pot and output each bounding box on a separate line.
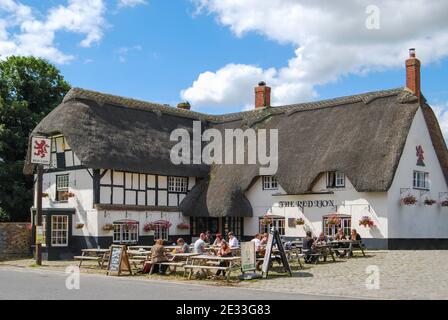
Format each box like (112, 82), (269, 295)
(405, 48), (421, 103)
(254, 81), (271, 109)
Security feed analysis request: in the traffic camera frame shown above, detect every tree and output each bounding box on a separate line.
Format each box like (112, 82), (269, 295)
(0, 56), (70, 221)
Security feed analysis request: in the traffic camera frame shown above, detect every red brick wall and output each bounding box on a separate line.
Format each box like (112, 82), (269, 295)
(0, 223), (32, 260)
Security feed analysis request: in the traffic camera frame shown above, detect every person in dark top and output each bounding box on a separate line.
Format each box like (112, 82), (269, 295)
(205, 230), (214, 245)
(302, 231), (317, 263)
(347, 229), (363, 257)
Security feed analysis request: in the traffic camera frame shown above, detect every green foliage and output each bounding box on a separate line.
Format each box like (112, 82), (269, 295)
(0, 56), (70, 221)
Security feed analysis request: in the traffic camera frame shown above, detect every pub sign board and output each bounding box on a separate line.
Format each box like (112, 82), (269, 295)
(107, 245), (132, 276)
(31, 136), (52, 165)
(241, 241), (256, 273)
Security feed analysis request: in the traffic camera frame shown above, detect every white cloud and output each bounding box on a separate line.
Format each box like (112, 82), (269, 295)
(0, 0), (107, 63)
(117, 0), (147, 9)
(183, 0), (448, 108)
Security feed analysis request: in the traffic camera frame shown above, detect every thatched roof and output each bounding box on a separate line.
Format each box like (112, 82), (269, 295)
(24, 87), (448, 217)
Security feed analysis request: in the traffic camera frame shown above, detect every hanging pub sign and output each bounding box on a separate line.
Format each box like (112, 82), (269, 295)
(279, 200), (335, 208)
(241, 241), (256, 273)
(261, 229), (292, 278)
(107, 245), (132, 276)
(31, 136), (52, 165)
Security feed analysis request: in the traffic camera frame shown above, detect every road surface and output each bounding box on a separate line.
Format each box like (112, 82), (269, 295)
(0, 267), (344, 300)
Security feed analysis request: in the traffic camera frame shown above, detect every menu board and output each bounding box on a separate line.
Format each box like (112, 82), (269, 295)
(107, 245), (132, 276)
(262, 229), (292, 278)
(261, 232), (274, 277)
(241, 241), (256, 273)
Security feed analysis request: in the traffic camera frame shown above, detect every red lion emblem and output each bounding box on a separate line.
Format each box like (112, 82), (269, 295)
(33, 139), (50, 158)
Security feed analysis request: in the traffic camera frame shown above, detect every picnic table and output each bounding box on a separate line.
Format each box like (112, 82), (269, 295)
(74, 249), (109, 268)
(183, 255), (241, 281)
(329, 240), (366, 258)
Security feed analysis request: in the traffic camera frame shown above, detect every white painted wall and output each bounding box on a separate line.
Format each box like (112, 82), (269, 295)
(245, 176), (388, 239)
(387, 107), (448, 239)
(244, 177), (287, 236)
(37, 168), (97, 237)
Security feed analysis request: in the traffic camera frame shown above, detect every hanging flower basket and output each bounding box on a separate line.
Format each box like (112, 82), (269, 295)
(424, 199), (437, 206)
(75, 223), (84, 229)
(440, 200), (448, 207)
(144, 220), (172, 232)
(177, 223), (190, 230)
(359, 216), (374, 228)
(260, 215), (273, 226)
(401, 195), (417, 206)
(102, 223), (114, 231)
(295, 218), (305, 225)
(326, 214), (341, 226)
(42, 192), (49, 198)
(124, 221), (138, 231)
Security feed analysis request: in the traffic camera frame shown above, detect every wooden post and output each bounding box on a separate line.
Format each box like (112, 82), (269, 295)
(35, 165), (43, 265)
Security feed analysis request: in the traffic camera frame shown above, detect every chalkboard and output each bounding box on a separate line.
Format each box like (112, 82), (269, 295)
(261, 229), (292, 278)
(107, 245), (132, 276)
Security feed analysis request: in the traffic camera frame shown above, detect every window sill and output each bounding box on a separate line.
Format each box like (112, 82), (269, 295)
(412, 187), (430, 191)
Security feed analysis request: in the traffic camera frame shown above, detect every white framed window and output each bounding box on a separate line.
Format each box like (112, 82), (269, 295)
(259, 217), (285, 235)
(56, 174), (69, 201)
(323, 216), (351, 237)
(154, 225), (169, 241)
(168, 176), (188, 193)
(113, 222), (139, 244)
(327, 171), (345, 188)
(413, 171), (429, 189)
(51, 215), (68, 247)
(262, 176), (278, 190)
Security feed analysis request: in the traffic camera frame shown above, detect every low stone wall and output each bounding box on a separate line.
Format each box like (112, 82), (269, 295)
(0, 223), (32, 260)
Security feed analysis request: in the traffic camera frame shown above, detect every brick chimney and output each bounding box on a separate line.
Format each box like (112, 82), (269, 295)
(177, 102), (191, 110)
(406, 48), (421, 103)
(255, 81), (271, 109)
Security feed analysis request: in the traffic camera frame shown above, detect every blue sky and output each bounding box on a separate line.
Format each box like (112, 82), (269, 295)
(1, 0), (448, 131)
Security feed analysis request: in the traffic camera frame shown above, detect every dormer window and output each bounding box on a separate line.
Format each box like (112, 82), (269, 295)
(327, 171), (345, 188)
(262, 176), (278, 190)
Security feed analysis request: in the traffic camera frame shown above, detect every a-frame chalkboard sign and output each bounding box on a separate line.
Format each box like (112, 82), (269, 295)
(107, 245), (132, 276)
(261, 229), (292, 278)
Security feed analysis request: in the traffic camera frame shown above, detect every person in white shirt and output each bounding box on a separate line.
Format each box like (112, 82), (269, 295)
(251, 233), (262, 251)
(194, 233), (207, 254)
(228, 232), (239, 248)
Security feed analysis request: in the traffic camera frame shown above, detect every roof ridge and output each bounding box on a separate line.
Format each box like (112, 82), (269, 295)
(63, 86), (407, 122)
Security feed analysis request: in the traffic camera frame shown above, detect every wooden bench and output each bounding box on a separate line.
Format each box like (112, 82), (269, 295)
(74, 256), (102, 268)
(149, 261), (186, 275)
(183, 265), (233, 281)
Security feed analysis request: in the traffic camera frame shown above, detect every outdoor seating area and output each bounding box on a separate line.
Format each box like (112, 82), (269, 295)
(72, 230), (369, 282)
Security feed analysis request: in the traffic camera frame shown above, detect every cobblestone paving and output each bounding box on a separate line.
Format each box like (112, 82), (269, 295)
(239, 251), (448, 299)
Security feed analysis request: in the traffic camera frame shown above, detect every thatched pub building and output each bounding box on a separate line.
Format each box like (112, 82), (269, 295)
(25, 50), (448, 259)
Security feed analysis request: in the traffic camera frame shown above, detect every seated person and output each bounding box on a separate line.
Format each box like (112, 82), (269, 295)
(316, 232), (328, 244)
(251, 233), (262, 252)
(205, 230), (214, 245)
(216, 240), (232, 277)
(228, 232), (239, 248)
(213, 233), (223, 247)
(347, 229), (363, 257)
(333, 228), (348, 257)
(175, 238), (190, 253)
(302, 231), (318, 263)
(193, 233), (207, 254)
(151, 239), (169, 275)
(260, 232), (269, 245)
